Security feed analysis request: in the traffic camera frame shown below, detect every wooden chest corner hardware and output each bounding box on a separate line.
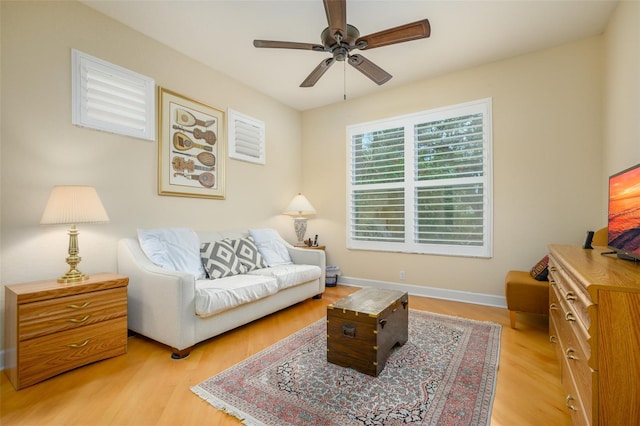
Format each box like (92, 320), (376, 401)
(327, 287), (408, 377)
(4, 273), (129, 390)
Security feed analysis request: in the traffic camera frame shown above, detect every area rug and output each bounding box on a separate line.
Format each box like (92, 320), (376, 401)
(191, 309), (501, 426)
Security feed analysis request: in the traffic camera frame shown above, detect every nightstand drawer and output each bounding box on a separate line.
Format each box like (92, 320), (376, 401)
(17, 316), (127, 388)
(18, 288), (127, 341)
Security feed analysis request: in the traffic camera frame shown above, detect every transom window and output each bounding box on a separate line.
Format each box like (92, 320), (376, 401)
(347, 98), (493, 258)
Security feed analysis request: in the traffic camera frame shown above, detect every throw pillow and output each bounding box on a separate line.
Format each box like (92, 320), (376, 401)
(201, 240), (246, 279)
(530, 255), (549, 281)
(248, 228), (293, 266)
(225, 236), (269, 272)
(137, 228), (206, 279)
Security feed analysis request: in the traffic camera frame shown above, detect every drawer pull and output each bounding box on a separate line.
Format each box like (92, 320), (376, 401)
(565, 291), (577, 301)
(549, 279), (556, 286)
(565, 348), (579, 360)
(69, 315), (90, 324)
(566, 395), (578, 411)
(550, 335), (557, 343)
(565, 312), (576, 322)
(550, 266), (557, 272)
(68, 301), (91, 309)
(550, 303), (558, 311)
(68, 339), (90, 348)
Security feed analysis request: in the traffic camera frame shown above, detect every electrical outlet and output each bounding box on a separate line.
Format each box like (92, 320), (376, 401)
(400, 271), (406, 280)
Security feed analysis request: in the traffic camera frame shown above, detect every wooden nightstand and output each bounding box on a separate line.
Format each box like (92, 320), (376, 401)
(4, 273), (128, 390)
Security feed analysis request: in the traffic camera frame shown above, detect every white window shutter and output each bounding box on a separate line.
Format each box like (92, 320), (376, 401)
(347, 98), (493, 258)
(71, 49), (155, 141)
(227, 109), (265, 165)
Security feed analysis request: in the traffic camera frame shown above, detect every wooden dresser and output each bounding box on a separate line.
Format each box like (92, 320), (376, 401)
(548, 245), (640, 426)
(4, 273), (128, 390)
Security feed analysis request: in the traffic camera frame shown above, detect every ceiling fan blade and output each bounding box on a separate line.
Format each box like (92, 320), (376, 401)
(356, 19), (431, 50)
(253, 40), (325, 51)
(323, 0), (347, 44)
(348, 54), (392, 85)
(300, 57), (336, 87)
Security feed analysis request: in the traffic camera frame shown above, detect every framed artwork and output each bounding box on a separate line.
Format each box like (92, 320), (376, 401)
(158, 87), (225, 199)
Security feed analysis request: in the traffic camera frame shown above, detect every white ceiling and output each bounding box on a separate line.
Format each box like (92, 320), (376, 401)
(81, 0), (618, 111)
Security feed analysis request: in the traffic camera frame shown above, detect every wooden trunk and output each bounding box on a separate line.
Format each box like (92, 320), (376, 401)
(327, 287), (408, 376)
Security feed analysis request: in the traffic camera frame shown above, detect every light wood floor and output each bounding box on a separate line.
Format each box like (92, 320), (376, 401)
(1, 285), (570, 426)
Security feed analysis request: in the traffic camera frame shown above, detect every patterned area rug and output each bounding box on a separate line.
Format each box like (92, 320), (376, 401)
(192, 309), (501, 425)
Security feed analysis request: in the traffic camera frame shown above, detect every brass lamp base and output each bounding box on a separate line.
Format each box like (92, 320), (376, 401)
(57, 269), (89, 284)
(57, 224), (90, 283)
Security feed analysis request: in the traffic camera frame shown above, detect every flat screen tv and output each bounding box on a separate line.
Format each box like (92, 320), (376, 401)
(608, 163), (640, 261)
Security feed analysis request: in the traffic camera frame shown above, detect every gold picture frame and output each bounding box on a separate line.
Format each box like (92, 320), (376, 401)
(158, 87), (225, 199)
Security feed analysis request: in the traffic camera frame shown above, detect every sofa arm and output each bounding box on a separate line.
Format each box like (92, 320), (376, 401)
(287, 246), (326, 292)
(117, 238), (197, 351)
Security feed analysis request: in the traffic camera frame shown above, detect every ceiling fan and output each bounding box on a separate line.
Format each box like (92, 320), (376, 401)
(253, 0), (431, 88)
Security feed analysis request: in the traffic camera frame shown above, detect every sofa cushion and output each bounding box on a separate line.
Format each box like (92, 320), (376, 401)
(225, 236), (268, 272)
(137, 228), (206, 279)
(530, 255), (549, 281)
(248, 264), (321, 290)
(200, 241), (246, 279)
(194, 274), (278, 317)
(249, 228), (293, 266)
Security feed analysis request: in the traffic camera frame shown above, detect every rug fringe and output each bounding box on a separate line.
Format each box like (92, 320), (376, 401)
(191, 385), (265, 426)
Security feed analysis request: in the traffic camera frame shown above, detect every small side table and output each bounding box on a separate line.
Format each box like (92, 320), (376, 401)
(4, 273), (128, 389)
(298, 245), (325, 250)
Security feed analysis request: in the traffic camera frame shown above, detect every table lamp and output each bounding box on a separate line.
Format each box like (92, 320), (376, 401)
(283, 193), (316, 246)
(40, 185), (110, 283)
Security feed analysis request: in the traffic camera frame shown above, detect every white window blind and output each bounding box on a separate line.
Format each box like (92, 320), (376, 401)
(347, 98), (493, 258)
(227, 109), (265, 164)
(71, 49), (155, 141)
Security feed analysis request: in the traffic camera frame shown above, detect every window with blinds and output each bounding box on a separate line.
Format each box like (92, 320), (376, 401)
(228, 109), (265, 165)
(71, 50), (155, 141)
(347, 98), (493, 258)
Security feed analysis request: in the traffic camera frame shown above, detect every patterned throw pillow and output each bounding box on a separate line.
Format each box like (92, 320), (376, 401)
(225, 237), (269, 272)
(530, 255), (549, 281)
(200, 241), (246, 279)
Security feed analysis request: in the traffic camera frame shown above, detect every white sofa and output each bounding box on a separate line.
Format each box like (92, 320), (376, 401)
(117, 228), (326, 358)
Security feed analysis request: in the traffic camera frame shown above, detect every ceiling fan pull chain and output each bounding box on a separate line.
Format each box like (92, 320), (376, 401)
(343, 60), (347, 101)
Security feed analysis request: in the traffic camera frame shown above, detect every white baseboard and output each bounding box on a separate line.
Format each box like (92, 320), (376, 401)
(336, 276), (507, 308)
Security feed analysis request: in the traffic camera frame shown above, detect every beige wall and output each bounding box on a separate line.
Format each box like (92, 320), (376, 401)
(603, 1), (640, 179)
(302, 37), (605, 297)
(0, 3), (302, 287)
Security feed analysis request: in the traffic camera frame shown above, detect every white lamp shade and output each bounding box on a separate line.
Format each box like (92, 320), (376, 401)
(283, 193), (316, 217)
(40, 185), (110, 225)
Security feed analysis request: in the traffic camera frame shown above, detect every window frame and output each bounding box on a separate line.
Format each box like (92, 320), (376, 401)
(346, 98), (493, 258)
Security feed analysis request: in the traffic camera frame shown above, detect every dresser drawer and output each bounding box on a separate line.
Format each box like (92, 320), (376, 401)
(549, 314), (564, 366)
(550, 283), (591, 361)
(549, 257), (593, 332)
(17, 316), (127, 388)
(18, 288), (127, 341)
(552, 307), (594, 420)
(560, 347), (594, 426)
